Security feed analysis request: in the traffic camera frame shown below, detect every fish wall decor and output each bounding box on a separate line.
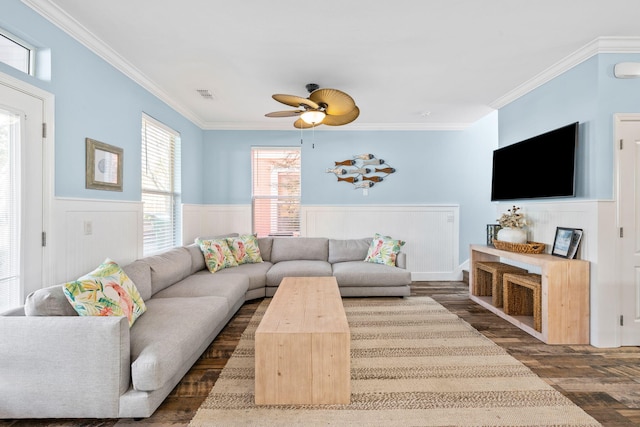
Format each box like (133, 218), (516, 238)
(326, 154), (396, 190)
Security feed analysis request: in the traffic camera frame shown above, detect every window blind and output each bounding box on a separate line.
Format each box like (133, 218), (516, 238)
(251, 147), (301, 237)
(142, 114), (181, 255)
(0, 109), (20, 312)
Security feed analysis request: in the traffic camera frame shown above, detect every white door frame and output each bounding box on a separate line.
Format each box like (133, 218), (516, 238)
(0, 71), (54, 289)
(614, 113), (640, 346)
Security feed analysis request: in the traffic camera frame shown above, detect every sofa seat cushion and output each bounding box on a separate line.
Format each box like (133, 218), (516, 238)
(266, 260), (333, 287)
(130, 296), (228, 391)
(332, 261), (411, 287)
(214, 262), (273, 290)
(151, 272), (249, 310)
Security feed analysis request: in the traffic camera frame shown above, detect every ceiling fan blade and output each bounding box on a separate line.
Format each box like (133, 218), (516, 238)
(265, 110), (303, 118)
(309, 88), (356, 116)
(323, 106), (360, 126)
(272, 94), (320, 110)
(293, 118), (322, 129)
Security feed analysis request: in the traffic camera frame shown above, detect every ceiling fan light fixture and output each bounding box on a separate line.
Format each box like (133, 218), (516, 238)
(300, 110), (326, 124)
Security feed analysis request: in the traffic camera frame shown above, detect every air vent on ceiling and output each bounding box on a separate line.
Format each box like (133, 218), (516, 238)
(196, 89), (215, 100)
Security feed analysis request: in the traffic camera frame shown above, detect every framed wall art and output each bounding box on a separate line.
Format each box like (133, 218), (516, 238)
(86, 138), (123, 191)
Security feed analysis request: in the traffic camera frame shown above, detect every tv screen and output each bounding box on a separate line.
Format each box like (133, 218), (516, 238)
(491, 122), (578, 201)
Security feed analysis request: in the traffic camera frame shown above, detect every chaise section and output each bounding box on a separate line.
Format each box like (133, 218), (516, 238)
(129, 296), (229, 392)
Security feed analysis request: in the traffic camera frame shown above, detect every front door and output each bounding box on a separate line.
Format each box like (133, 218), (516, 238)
(0, 82), (44, 312)
(616, 115), (640, 345)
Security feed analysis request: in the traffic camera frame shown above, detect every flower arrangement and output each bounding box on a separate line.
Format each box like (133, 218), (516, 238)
(497, 205), (527, 229)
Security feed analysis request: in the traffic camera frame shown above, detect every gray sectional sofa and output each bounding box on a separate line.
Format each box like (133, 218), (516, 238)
(0, 236), (410, 419)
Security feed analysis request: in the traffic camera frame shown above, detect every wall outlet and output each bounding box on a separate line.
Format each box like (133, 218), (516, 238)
(83, 221), (92, 235)
(363, 189), (368, 196)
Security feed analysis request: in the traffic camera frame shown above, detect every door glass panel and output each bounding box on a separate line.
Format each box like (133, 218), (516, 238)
(0, 108), (20, 312)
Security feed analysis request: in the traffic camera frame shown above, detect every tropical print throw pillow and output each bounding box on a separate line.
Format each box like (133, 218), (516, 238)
(226, 234), (263, 265)
(62, 258), (147, 327)
(197, 238), (238, 273)
(364, 233), (406, 266)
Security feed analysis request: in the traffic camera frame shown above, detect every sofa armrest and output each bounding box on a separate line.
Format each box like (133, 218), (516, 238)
(0, 316), (130, 418)
(396, 252), (407, 269)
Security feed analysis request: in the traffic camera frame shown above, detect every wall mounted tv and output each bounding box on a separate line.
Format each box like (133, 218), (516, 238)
(491, 122), (578, 201)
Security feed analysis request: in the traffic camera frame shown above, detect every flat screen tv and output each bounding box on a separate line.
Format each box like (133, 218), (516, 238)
(491, 122), (578, 201)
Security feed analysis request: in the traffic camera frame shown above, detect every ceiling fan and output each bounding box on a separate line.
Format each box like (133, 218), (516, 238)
(265, 83), (360, 128)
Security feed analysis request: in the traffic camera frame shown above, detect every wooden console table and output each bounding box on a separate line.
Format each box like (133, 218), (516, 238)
(469, 244), (590, 344)
(254, 276), (350, 405)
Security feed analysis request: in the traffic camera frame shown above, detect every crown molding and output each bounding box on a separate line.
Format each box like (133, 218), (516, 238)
(200, 121), (472, 131)
(490, 36), (640, 109)
(21, 0), (206, 129)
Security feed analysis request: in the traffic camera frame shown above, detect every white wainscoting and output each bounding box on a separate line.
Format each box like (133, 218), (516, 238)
(48, 198), (143, 285)
(301, 205), (460, 281)
(182, 204), (252, 244)
(183, 204), (461, 281)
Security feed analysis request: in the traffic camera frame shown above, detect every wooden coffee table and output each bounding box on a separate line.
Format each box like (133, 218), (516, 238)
(254, 276), (351, 405)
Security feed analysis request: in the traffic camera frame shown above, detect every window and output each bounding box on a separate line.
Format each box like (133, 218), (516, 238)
(252, 147), (301, 237)
(0, 108), (20, 312)
(0, 29), (34, 75)
(141, 114), (181, 255)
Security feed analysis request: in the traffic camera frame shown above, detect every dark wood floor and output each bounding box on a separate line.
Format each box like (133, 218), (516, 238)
(2, 281), (640, 426)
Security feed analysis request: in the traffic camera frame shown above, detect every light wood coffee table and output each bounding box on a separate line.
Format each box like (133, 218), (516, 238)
(254, 276), (351, 405)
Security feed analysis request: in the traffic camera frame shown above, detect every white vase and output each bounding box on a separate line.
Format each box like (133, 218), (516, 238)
(497, 227), (527, 244)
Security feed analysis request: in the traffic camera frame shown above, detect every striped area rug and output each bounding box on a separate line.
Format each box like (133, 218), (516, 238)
(190, 297), (601, 426)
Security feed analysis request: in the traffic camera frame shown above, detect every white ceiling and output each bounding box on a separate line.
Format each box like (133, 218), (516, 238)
(24, 0), (640, 130)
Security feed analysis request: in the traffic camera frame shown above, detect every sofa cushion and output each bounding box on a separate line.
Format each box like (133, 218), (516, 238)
(332, 261), (412, 286)
(24, 285), (77, 316)
(63, 258), (147, 327)
(266, 260), (333, 287)
(226, 234), (263, 265)
(328, 238), (373, 263)
(364, 233), (406, 266)
(152, 271), (249, 308)
(145, 247), (192, 295)
(130, 296), (228, 391)
(270, 238), (328, 263)
(214, 262), (273, 290)
(197, 238), (238, 273)
(122, 260), (152, 301)
(257, 237), (273, 262)
(184, 243), (206, 275)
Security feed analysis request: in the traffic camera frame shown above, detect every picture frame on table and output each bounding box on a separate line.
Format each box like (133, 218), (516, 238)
(551, 227), (583, 259)
(86, 138), (123, 192)
(486, 224), (501, 246)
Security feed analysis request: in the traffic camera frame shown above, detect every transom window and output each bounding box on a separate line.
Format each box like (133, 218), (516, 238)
(251, 147), (301, 237)
(0, 29), (34, 75)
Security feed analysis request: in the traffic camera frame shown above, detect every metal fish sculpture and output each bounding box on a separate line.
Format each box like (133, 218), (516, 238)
(335, 159), (355, 166)
(326, 167), (347, 175)
(354, 154), (374, 160)
(362, 158), (384, 166)
(362, 175), (383, 182)
(337, 176), (358, 183)
(375, 167), (396, 174)
(347, 167), (371, 175)
(354, 181), (374, 189)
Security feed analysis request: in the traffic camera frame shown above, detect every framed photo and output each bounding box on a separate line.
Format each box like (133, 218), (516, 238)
(486, 224), (501, 246)
(86, 138), (123, 191)
(552, 227), (583, 259)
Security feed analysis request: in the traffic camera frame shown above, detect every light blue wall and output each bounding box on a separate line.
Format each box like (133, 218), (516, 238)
(203, 112), (499, 261)
(498, 53), (640, 200)
(2, 0), (204, 203)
